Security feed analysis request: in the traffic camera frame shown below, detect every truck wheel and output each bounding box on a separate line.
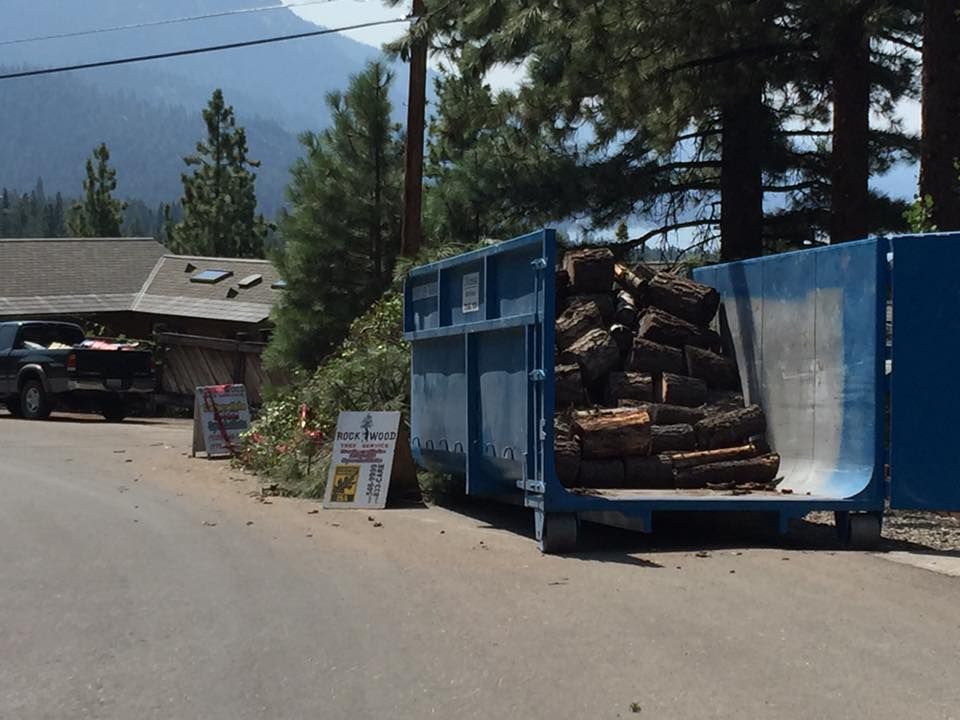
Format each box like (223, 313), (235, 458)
(102, 402), (127, 423)
(537, 512), (579, 554)
(20, 379), (51, 420)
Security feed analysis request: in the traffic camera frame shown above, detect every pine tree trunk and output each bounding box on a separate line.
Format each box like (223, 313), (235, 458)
(830, 5), (870, 243)
(720, 74), (764, 261)
(920, 0), (960, 231)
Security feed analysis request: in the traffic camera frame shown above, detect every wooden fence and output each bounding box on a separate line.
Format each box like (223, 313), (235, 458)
(155, 332), (285, 407)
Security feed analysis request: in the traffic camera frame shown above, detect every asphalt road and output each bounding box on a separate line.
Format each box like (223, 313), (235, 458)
(2, 412), (960, 720)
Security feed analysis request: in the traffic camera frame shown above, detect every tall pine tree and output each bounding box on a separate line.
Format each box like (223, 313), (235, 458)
(67, 144), (126, 237)
(269, 62), (404, 370)
(167, 89), (269, 258)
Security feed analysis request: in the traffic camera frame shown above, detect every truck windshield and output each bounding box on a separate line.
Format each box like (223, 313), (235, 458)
(16, 325), (85, 350)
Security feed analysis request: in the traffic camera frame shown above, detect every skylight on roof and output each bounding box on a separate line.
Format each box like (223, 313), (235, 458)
(238, 274), (263, 289)
(271, 279), (288, 290)
(191, 269), (233, 284)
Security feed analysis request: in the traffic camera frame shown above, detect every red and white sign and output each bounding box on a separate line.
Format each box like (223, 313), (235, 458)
(192, 384), (252, 459)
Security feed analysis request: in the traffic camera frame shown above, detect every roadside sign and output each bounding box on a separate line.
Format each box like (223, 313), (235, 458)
(323, 411), (401, 509)
(192, 384), (251, 459)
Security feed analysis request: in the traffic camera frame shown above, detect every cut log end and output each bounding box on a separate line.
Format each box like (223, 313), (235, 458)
(658, 372), (708, 407)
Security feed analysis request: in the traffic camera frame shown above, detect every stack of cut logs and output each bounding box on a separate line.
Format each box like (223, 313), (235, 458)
(554, 247), (781, 493)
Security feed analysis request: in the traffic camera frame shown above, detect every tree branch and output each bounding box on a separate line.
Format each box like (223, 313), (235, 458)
(608, 219), (721, 250)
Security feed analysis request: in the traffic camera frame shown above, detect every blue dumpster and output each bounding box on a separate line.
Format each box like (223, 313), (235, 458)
(403, 229), (960, 552)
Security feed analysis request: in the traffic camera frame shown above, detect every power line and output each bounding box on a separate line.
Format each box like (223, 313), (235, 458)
(0, 19), (408, 81)
(0, 0), (355, 47)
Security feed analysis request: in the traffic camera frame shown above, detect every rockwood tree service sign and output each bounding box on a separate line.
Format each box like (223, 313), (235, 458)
(323, 411), (401, 510)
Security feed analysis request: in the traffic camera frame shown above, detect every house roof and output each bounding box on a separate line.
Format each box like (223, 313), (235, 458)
(0, 237), (167, 315)
(0, 239), (281, 324)
(133, 254), (282, 323)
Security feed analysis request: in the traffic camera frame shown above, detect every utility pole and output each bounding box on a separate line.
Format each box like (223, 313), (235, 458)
(400, 0), (427, 258)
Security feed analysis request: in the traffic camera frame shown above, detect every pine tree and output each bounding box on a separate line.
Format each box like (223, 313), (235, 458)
(67, 144), (126, 237)
(167, 89), (270, 258)
(268, 62), (404, 370)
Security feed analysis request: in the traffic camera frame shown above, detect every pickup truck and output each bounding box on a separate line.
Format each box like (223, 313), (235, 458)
(0, 321), (154, 421)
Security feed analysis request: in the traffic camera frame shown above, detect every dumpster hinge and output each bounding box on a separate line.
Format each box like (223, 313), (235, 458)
(517, 479), (545, 494)
(530, 257), (547, 270)
(528, 368), (545, 382)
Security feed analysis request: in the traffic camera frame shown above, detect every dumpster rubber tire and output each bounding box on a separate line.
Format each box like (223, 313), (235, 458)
(538, 513), (578, 554)
(848, 513), (882, 550)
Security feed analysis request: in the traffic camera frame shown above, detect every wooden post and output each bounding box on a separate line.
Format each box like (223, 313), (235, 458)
(400, 0), (427, 258)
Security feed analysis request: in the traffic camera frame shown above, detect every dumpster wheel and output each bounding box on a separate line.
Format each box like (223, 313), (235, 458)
(537, 512), (578, 554)
(836, 512), (882, 550)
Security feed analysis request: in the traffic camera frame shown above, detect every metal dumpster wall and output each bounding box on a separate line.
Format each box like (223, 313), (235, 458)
(694, 239), (886, 503)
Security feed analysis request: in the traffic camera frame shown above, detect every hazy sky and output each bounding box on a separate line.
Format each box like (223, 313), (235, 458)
(283, 0), (411, 49)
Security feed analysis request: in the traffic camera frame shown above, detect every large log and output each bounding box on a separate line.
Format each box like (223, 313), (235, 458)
(658, 372), (708, 407)
(623, 454), (674, 489)
(566, 293), (615, 321)
(614, 290), (639, 327)
(695, 405), (766, 449)
(644, 403), (709, 425)
(627, 337), (685, 374)
(666, 444), (759, 469)
(554, 435), (582, 488)
(684, 346), (740, 390)
(574, 407), (652, 458)
(563, 247), (615, 294)
(604, 371), (653, 406)
(613, 263), (646, 299)
(555, 268), (570, 317)
(645, 272), (721, 326)
(578, 459), (625, 488)
(556, 300), (604, 349)
(609, 324), (635, 356)
(650, 423), (697, 452)
(674, 453), (781, 489)
(555, 364), (586, 408)
(638, 308), (721, 350)
(559, 328), (621, 385)
(705, 390), (746, 411)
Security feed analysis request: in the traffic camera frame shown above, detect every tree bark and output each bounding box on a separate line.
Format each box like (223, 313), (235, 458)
(628, 337), (685, 374)
(830, 4), (870, 243)
(658, 372), (708, 407)
(555, 364), (586, 408)
(645, 273), (720, 326)
(720, 73), (764, 261)
(684, 346), (740, 390)
(604, 371), (653, 406)
(650, 423), (697, 452)
(695, 404), (766, 449)
(563, 247), (615, 294)
(666, 444), (759, 469)
(578, 459), (625, 488)
(566, 293), (615, 321)
(920, 0), (960, 231)
(705, 390), (745, 411)
(623, 455), (674, 489)
(574, 408), (652, 458)
(555, 268), (570, 317)
(554, 436), (582, 488)
(559, 328), (621, 384)
(614, 290), (639, 327)
(644, 402), (709, 425)
(674, 453), (781, 489)
(613, 263), (646, 298)
(638, 308), (721, 350)
(556, 300), (604, 349)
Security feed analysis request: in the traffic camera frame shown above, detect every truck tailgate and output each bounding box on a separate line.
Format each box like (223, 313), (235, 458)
(75, 349), (152, 378)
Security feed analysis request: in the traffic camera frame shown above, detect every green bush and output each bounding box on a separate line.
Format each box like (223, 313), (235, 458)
(239, 243), (476, 496)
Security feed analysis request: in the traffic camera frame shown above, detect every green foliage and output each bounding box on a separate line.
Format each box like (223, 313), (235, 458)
(268, 62), (404, 371)
(166, 89), (270, 258)
(67, 143), (126, 237)
(904, 194), (937, 233)
(240, 242), (476, 495)
(0, 180), (66, 238)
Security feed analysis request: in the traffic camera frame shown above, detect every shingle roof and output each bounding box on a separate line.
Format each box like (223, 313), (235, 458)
(132, 255), (281, 323)
(0, 237), (168, 315)
(0, 240), (281, 323)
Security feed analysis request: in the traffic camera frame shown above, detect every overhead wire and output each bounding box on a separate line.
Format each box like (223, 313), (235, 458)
(0, 0), (366, 47)
(0, 19), (409, 81)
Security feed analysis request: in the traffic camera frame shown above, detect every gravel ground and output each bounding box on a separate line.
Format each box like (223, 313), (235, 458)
(806, 509), (960, 552)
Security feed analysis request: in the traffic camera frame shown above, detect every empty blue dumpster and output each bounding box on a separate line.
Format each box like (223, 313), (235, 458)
(403, 229), (960, 552)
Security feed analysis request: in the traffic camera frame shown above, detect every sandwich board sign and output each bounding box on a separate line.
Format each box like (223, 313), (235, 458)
(323, 411), (401, 510)
(192, 384), (252, 459)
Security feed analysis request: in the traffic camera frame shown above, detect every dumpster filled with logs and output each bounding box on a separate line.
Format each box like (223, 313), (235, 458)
(554, 247), (780, 494)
